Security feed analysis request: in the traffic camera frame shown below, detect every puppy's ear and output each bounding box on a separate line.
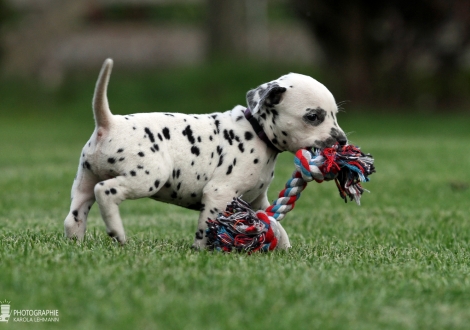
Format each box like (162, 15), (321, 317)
(246, 83), (287, 115)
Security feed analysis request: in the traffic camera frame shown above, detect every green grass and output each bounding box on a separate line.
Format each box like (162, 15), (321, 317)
(1, 62), (470, 329)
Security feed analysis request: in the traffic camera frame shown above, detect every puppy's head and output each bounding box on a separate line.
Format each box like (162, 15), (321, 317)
(246, 73), (347, 152)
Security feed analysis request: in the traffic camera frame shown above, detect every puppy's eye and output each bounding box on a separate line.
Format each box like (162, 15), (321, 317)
(305, 113), (318, 122)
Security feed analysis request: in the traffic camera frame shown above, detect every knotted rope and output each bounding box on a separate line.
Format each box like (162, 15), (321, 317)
(206, 144), (375, 253)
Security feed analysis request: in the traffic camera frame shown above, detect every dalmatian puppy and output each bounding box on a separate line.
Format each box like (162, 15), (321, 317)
(64, 59), (347, 249)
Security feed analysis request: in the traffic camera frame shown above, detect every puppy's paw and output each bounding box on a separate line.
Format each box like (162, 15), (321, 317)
(191, 232), (207, 250)
(107, 230), (126, 245)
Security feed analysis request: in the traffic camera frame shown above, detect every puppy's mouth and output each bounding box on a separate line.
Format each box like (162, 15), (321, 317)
(309, 136), (345, 150)
(308, 143), (342, 153)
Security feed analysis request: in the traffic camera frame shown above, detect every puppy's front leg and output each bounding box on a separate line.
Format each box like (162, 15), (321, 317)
(192, 186), (236, 250)
(192, 208), (212, 250)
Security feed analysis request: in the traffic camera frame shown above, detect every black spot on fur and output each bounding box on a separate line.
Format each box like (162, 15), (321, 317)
(259, 183), (264, 189)
(250, 148), (255, 153)
(236, 115), (243, 121)
(83, 161), (91, 170)
(105, 190), (110, 195)
(245, 132), (253, 140)
(171, 191), (177, 199)
(182, 125), (195, 144)
(130, 171), (136, 176)
(108, 158), (116, 164)
(145, 128), (155, 142)
(110, 188), (117, 195)
(254, 159), (259, 164)
(162, 127), (171, 140)
(153, 144), (159, 151)
(209, 135), (213, 141)
(195, 229), (204, 239)
(282, 131), (288, 136)
(226, 165), (233, 175)
(138, 152), (145, 157)
(137, 165), (144, 169)
(191, 192), (197, 198)
(154, 180), (160, 188)
(119, 157), (125, 161)
(191, 145), (200, 156)
(72, 210), (78, 217)
(176, 169), (181, 179)
(217, 155), (224, 167)
(117, 148), (124, 153)
(177, 182), (182, 190)
(238, 143), (245, 153)
(223, 130), (233, 145)
(198, 136), (202, 143)
(217, 146), (223, 155)
(158, 133), (163, 141)
(214, 120), (220, 133)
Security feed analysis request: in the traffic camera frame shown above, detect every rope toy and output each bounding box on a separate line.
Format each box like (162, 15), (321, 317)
(206, 144), (375, 253)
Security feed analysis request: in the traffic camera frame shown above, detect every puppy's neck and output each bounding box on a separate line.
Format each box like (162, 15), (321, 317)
(244, 108), (282, 153)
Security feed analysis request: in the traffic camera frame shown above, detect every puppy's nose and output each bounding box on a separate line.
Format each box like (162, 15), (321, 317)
(337, 135), (347, 146)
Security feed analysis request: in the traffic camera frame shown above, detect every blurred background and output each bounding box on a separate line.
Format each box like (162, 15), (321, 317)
(1, 0), (470, 111)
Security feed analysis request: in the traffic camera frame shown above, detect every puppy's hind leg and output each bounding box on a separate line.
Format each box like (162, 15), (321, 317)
(94, 174), (168, 244)
(64, 165), (99, 241)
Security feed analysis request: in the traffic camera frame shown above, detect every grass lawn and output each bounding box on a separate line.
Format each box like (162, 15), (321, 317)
(0, 62), (469, 329)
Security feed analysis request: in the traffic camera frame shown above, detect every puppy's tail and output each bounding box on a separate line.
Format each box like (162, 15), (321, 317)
(93, 58), (114, 129)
